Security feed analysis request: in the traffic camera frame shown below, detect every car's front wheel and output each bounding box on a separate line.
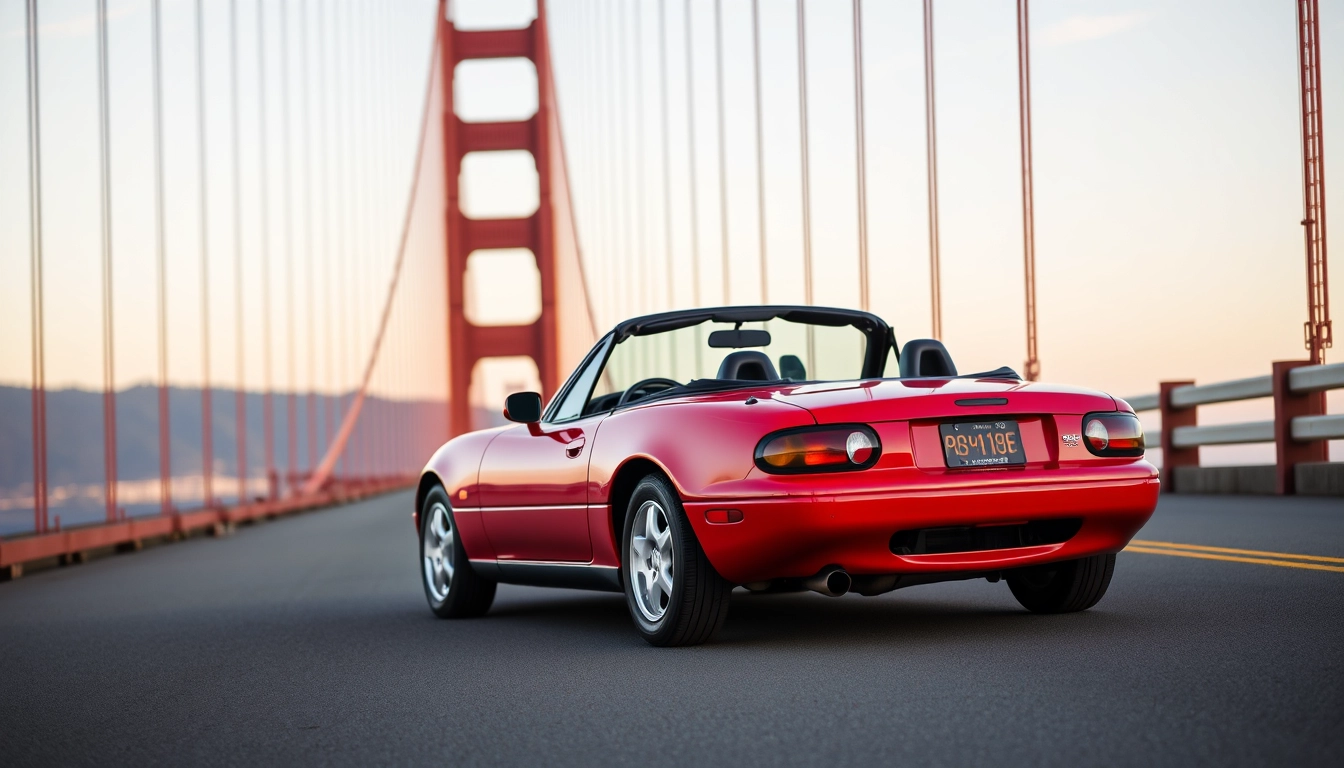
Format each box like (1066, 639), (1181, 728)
(1006, 553), (1115, 613)
(420, 485), (496, 618)
(621, 475), (732, 646)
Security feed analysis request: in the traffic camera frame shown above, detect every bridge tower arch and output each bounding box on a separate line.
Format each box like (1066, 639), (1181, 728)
(439, 2), (560, 435)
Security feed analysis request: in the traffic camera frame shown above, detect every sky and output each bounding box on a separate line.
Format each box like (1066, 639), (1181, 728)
(1, 0), (1341, 465)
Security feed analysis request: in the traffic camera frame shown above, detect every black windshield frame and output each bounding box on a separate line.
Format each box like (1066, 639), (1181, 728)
(543, 306), (896, 423)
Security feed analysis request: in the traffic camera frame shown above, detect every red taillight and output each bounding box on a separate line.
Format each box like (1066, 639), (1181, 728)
(1082, 412), (1145, 457)
(755, 426), (882, 474)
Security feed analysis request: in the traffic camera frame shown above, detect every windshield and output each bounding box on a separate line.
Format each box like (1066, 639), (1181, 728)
(581, 318), (870, 415)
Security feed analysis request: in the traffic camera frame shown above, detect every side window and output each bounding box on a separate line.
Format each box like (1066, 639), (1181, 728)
(884, 345), (898, 377)
(549, 338), (612, 422)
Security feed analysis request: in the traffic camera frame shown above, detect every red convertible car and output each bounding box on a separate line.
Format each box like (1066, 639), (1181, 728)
(415, 306), (1159, 646)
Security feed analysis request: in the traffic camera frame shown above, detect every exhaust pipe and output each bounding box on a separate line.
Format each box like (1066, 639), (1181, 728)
(803, 566), (851, 597)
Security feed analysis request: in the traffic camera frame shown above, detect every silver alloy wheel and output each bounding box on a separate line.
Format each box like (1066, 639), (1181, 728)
(629, 499), (675, 622)
(423, 502), (455, 603)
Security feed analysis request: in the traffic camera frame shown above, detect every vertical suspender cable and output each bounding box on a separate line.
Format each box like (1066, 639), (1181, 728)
(609, 3), (619, 326)
(683, 0), (701, 310)
(658, 0), (678, 374)
(658, 0), (674, 313)
(617, 2), (631, 324)
(352, 0), (365, 478)
(922, 0), (942, 340)
(360, 0), (378, 478)
(97, 0), (119, 523)
(196, 0), (214, 508)
(302, 0), (317, 475)
(1297, 0), (1332, 363)
(281, 0), (297, 492)
(752, 0), (767, 304)
(257, 0), (276, 498)
(852, 0), (870, 313)
(634, 0), (648, 321)
(230, 0), (247, 503)
(714, 0), (729, 304)
(796, 0), (812, 307)
(358, 0), (373, 480)
(603, 4), (616, 325)
(319, 1), (334, 470)
(797, 0), (814, 370)
(1016, 0), (1040, 380)
(25, 0), (49, 534)
(685, 0), (704, 374)
(152, 0), (171, 516)
(332, 0), (344, 477)
(341, 0), (355, 479)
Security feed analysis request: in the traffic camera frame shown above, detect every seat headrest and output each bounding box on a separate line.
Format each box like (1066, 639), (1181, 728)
(716, 350), (779, 381)
(778, 354), (806, 381)
(898, 339), (958, 378)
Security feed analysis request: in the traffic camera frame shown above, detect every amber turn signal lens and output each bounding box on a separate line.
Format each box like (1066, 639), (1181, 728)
(1081, 413), (1145, 457)
(755, 426), (882, 474)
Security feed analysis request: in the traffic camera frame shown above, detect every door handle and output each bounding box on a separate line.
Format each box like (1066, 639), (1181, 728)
(564, 436), (586, 458)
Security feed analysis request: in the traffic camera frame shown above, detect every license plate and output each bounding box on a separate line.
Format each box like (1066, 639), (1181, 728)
(940, 420), (1026, 468)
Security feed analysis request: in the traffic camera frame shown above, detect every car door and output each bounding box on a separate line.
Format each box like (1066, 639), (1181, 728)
(476, 338), (612, 563)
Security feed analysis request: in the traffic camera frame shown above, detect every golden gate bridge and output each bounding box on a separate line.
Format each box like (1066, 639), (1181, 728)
(0, 0), (1337, 577)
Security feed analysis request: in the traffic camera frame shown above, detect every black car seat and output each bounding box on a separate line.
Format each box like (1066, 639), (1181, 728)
(778, 354), (806, 381)
(899, 339), (958, 378)
(716, 350), (780, 381)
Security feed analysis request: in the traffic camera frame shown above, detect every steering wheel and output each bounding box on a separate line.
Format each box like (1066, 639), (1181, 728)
(616, 377), (682, 407)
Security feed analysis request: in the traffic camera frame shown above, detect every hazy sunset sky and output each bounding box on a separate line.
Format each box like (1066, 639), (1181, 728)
(2, 0), (1340, 464)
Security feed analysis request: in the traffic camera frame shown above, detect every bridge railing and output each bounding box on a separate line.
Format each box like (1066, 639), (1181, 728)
(1124, 361), (1344, 495)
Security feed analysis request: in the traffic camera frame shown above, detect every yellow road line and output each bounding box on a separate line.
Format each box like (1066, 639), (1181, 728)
(1125, 545), (1344, 574)
(1130, 539), (1344, 564)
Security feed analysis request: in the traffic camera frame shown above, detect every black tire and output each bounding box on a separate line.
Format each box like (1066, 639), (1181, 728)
(420, 485), (496, 618)
(621, 475), (732, 646)
(1006, 553), (1116, 614)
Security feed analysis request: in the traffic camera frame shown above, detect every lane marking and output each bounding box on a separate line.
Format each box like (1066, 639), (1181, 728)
(1125, 545), (1344, 574)
(1130, 539), (1344, 564)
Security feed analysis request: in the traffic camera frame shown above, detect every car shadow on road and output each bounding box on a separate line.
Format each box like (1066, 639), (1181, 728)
(472, 585), (1146, 651)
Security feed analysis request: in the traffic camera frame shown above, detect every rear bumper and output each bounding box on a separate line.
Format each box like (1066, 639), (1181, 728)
(682, 466), (1160, 585)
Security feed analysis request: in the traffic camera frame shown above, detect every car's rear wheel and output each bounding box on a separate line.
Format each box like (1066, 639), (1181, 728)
(1006, 553), (1115, 613)
(420, 485), (496, 618)
(621, 475), (732, 646)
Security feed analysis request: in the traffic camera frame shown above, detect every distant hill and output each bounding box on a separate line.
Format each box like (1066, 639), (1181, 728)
(0, 385), (499, 489)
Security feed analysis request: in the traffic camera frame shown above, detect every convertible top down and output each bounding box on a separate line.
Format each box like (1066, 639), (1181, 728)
(415, 306), (1159, 646)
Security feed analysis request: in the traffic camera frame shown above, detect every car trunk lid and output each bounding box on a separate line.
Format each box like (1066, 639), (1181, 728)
(771, 377), (1117, 424)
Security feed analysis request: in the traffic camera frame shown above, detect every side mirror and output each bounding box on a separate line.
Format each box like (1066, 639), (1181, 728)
(504, 391), (543, 424)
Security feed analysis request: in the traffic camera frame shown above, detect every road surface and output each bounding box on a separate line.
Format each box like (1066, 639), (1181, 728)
(1, 490), (1341, 766)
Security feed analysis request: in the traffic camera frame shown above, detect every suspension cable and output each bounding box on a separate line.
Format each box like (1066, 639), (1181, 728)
(796, 0), (812, 307)
(334, 0), (349, 479)
(301, 0), (317, 472)
(659, 0), (674, 312)
(618, 2), (632, 322)
(797, 0), (814, 370)
(318, 0), (334, 472)
(714, 0), (729, 304)
(923, 0), (942, 339)
(852, 0), (870, 312)
(196, 0), (214, 508)
(1017, 0), (1040, 380)
(280, 0), (297, 491)
(230, 0), (247, 503)
(752, 0), (767, 304)
(256, 0), (276, 497)
(25, 0), (49, 534)
(634, 0), (648, 320)
(97, 0), (118, 523)
(152, 0), (171, 516)
(684, 0), (702, 307)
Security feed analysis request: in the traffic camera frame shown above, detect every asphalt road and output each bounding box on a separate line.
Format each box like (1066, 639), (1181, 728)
(1, 491), (1341, 767)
